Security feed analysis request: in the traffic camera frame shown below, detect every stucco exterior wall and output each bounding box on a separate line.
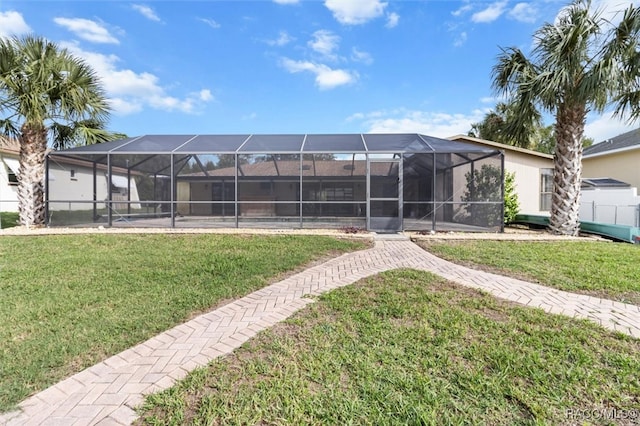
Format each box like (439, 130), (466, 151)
(582, 150), (640, 190)
(2, 151), (140, 213)
(0, 153), (19, 212)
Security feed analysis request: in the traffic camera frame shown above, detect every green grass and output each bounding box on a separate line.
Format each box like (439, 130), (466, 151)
(0, 233), (366, 412)
(137, 269), (640, 425)
(417, 240), (640, 305)
(0, 212), (18, 229)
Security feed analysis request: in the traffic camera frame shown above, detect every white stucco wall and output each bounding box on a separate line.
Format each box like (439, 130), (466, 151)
(1, 151), (140, 213)
(0, 153), (19, 212)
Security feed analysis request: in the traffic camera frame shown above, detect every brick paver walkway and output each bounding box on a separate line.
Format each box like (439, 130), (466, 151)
(2, 236), (639, 425)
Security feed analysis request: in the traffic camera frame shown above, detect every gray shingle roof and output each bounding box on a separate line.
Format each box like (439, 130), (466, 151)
(583, 128), (640, 156)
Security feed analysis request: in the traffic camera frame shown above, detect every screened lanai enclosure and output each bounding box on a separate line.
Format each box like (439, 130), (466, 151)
(46, 134), (505, 232)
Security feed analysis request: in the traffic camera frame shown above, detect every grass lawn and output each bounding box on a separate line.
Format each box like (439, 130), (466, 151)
(0, 233), (366, 412)
(0, 212), (18, 229)
(416, 240), (640, 306)
(137, 269), (640, 425)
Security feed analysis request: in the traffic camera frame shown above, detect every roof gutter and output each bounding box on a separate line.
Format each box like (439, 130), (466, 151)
(583, 144), (640, 159)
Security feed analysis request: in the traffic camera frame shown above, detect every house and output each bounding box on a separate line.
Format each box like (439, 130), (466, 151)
(0, 136), (20, 213)
(582, 128), (640, 190)
(580, 129), (640, 227)
(447, 135), (555, 216)
(1, 136), (140, 223)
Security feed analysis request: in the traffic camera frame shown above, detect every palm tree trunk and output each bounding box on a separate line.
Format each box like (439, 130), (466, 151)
(550, 104), (586, 236)
(17, 124), (48, 227)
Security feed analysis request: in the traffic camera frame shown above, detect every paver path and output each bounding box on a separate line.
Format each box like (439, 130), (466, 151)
(2, 237), (639, 425)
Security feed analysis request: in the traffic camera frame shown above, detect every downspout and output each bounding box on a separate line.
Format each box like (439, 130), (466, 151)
(170, 153), (175, 228)
(500, 151), (505, 233)
(92, 162), (97, 222)
(127, 160), (131, 215)
(432, 152), (436, 232)
(235, 154), (239, 228)
(107, 154), (112, 227)
(45, 155), (50, 226)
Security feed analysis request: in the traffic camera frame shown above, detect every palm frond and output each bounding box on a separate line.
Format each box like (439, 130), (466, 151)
(0, 117), (19, 139)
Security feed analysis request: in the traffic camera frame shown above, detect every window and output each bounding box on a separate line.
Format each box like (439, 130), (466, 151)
(4, 164), (18, 185)
(540, 168), (553, 211)
(70, 169), (77, 180)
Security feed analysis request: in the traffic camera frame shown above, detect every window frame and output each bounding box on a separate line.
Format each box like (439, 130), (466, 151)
(5, 164), (18, 186)
(540, 168), (553, 211)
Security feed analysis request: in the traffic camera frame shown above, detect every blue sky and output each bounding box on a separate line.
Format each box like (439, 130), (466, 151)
(0, 0), (637, 143)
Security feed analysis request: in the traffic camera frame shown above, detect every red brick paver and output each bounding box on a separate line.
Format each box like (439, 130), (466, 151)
(2, 236), (638, 425)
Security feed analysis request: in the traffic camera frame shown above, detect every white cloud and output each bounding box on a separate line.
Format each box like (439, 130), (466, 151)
(308, 30), (340, 60)
(198, 18), (221, 29)
(351, 47), (373, 65)
(266, 30), (294, 46)
(471, 0), (508, 23)
(280, 58), (358, 90)
(0, 11), (31, 37)
(60, 42), (212, 115)
(454, 31), (467, 47)
(348, 108), (486, 137)
(53, 17), (119, 44)
(198, 89), (213, 102)
(132, 4), (161, 22)
(480, 96), (498, 104)
(385, 12), (399, 28)
(452, 4), (473, 17)
(591, 0), (634, 24)
(585, 112), (638, 143)
(508, 3), (538, 23)
(324, 0), (387, 25)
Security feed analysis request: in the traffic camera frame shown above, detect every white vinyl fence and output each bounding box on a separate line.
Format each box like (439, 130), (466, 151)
(580, 187), (640, 227)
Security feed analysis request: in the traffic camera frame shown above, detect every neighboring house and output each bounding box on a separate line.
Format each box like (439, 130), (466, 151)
(448, 135), (555, 216)
(0, 136), (21, 213)
(581, 129), (640, 227)
(1, 136), (140, 216)
(582, 128), (640, 190)
(580, 178), (640, 227)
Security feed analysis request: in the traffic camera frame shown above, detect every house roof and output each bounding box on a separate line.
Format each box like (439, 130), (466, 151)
(447, 134), (554, 159)
(581, 177), (630, 189)
(0, 136), (19, 153)
(583, 128), (640, 157)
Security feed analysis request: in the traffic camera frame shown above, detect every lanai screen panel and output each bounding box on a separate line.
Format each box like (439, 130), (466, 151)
(302, 153), (367, 228)
(237, 154), (301, 226)
(239, 135), (304, 152)
(303, 134), (365, 152)
(402, 153), (434, 231)
(364, 134), (430, 152)
(175, 135), (250, 153)
(432, 150), (503, 232)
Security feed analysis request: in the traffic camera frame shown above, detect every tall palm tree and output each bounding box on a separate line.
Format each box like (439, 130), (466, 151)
(0, 35), (113, 227)
(492, 0), (640, 236)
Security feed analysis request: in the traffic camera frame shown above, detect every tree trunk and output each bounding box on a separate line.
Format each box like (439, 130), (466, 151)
(17, 124), (48, 227)
(550, 104), (586, 236)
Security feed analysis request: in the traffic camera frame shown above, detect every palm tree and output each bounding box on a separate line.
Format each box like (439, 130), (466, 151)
(469, 101), (543, 149)
(492, 0), (640, 236)
(0, 35), (113, 227)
